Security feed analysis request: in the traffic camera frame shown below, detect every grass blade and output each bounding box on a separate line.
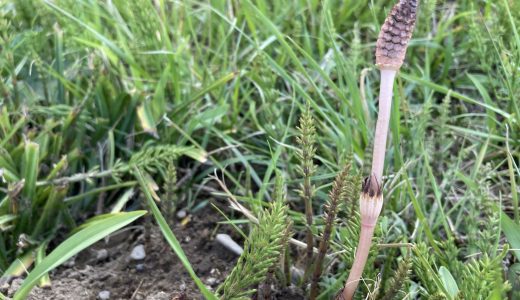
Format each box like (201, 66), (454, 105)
(35, 243), (51, 288)
(136, 103), (159, 138)
(439, 266), (459, 299)
(134, 167), (218, 300)
(1, 252), (35, 279)
(21, 142), (39, 201)
(501, 212), (520, 261)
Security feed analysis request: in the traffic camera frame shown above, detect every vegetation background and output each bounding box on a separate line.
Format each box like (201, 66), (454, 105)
(0, 0), (519, 299)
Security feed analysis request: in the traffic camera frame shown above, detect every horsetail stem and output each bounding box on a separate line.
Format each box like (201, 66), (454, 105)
(339, 1), (419, 299)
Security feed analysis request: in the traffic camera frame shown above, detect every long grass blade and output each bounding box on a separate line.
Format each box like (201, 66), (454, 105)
(134, 167), (218, 300)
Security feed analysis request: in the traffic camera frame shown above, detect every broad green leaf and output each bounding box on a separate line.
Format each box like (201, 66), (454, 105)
(501, 213), (520, 260)
(467, 73), (497, 133)
(439, 266), (459, 299)
(13, 211), (146, 299)
(1, 251), (35, 278)
(110, 188), (135, 213)
(32, 184), (68, 237)
(191, 72), (236, 101)
(182, 147), (208, 163)
(71, 211), (133, 234)
(187, 104), (228, 132)
(507, 263), (520, 296)
(36, 243), (51, 288)
(0, 214), (17, 230)
(134, 167), (217, 300)
(0, 116), (26, 149)
(21, 142), (39, 200)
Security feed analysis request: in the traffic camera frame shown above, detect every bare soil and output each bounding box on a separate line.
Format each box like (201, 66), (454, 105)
(20, 207), (238, 300)
(4, 206), (306, 299)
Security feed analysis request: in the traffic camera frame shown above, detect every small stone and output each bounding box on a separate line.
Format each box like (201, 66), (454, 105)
(63, 256), (76, 267)
(290, 266), (304, 284)
(184, 236), (191, 243)
(96, 249), (109, 261)
(0, 275), (12, 293)
(136, 263), (145, 272)
(176, 209), (187, 219)
(215, 234), (243, 255)
(98, 290), (110, 300)
(146, 291), (170, 300)
(130, 244), (146, 260)
(210, 268), (221, 276)
(206, 277), (217, 286)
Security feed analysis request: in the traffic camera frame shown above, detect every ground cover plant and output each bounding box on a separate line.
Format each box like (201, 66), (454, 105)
(0, 0), (519, 299)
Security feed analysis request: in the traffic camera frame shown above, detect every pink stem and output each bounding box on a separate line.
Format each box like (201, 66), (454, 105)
(340, 69), (396, 300)
(342, 225), (376, 299)
(370, 69), (397, 183)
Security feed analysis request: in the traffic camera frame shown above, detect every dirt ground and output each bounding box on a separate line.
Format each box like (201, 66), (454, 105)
(4, 206), (305, 300)
(8, 207), (237, 300)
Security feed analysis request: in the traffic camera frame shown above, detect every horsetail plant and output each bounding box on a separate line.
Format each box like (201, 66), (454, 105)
(296, 103), (317, 278)
(309, 163), (352, 299)
(339, 1), (419, 299)
(217, 174), (291, 300)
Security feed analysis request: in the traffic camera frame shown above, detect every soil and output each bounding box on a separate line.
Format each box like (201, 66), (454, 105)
(12, 207), (238, 300)
(4, 206), (306, 300)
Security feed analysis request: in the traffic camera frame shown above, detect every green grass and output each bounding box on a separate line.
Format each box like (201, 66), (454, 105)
(0, 0), (519, 299)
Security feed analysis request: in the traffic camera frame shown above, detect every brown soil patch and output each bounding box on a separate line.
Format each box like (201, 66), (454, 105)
(23, 208), (239, 300)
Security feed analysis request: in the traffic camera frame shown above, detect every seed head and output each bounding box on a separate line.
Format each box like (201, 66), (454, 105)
(375, 0), (419, 70)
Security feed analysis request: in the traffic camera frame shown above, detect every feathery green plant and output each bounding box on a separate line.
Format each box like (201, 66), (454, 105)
(413, 241), (511, 299)
(378, 255), (412, 300)
(217, 175), (291, 300)
(310, 163), (352, 299)
(161, 162), (178, 225)
(296, 103), (318, 277)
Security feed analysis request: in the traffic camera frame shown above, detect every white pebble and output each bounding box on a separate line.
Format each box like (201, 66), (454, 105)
(96, 249), (108, 261)
(130, 244), (146, 260)
(215, 234), (243, 255)
(98, 290), (110, 300)
(176, 209), (187, 219)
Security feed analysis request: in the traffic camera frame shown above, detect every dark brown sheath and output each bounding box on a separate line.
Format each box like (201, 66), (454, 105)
(375, 0), (419, 70)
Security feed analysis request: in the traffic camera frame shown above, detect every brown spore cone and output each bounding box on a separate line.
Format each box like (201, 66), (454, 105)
(375, 0), (419, 70)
